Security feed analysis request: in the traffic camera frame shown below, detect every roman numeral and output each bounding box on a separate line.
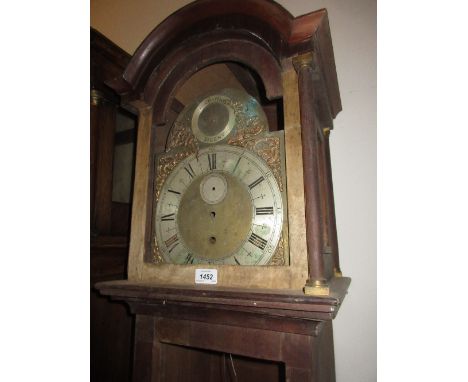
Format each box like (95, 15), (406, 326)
(234, 256), (241, 265)
(232, 157), (242, 173)
(208, 153), (216, 170)
(164, 234), (179, 253)
(168, 189), (180, 195)
(184, 163), (195, 178)
(248, 176), (265, 190)
(184, 253), (194, 264)
(161, 213), (175, 221)
(255, 207), (274, 215)
(248, 232), (268, 250)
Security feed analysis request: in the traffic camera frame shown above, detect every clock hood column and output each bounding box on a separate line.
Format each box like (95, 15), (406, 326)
(293, 52), (330, 296)
(322, 127), (342, 277)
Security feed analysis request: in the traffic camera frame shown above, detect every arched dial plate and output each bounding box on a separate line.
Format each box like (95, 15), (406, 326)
(155, 145), (283, 265)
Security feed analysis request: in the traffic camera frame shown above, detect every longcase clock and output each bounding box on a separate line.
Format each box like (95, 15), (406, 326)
(97, 1), (351, 381)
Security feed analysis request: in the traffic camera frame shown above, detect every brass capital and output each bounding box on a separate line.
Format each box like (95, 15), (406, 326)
(292, 52), (315, 72)
(323, 127), (331, 137)
(90, 89), (104, 106)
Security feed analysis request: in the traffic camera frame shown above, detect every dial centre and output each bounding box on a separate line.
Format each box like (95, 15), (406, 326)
(177, 171), (253, 261)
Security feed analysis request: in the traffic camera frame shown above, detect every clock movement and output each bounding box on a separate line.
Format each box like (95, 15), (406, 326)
(97, 1), (350, 380)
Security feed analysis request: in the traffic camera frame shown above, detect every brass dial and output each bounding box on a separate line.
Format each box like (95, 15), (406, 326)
(191, 95), (236, 144)
(155, 145), (283, 265)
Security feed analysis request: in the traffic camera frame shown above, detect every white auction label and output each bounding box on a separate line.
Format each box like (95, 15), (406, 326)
(195, 269), (218, 284)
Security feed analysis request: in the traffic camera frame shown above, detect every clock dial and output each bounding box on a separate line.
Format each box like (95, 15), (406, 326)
(191, 94), (236, 144)
(155, 145), (283, 265)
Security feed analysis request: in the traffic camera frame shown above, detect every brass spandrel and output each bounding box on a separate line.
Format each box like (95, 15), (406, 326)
(154, 149), (194, 202)
(166, 112), (199, 153)
(229, 136), (284, 193)
(269, 233), (285, 266)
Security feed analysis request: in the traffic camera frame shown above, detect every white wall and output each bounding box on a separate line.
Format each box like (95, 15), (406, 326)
(275, 2), (377, 381)
(92, 1), (376, 381)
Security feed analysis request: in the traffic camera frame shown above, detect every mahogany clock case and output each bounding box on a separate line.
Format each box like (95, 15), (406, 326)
(94, 1), (351, 381)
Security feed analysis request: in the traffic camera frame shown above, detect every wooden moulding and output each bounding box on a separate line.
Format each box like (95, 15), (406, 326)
(106, 0), (341, 122)
(96, 276), (351, 327)
(144, 36), (283, 125)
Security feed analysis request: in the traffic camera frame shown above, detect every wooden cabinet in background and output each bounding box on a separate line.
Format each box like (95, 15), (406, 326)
(90, 28), (136, 382)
